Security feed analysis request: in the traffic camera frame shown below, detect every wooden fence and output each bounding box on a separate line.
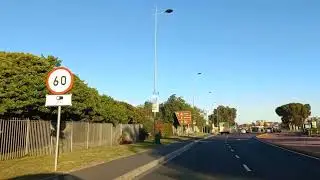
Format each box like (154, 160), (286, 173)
(0, 119), (141, 161)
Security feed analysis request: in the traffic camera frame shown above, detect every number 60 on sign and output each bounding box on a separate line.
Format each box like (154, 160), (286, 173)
(46, 67), (74, 95)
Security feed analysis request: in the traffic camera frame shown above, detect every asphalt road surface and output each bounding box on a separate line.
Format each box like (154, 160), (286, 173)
(137, 134), (320, 180)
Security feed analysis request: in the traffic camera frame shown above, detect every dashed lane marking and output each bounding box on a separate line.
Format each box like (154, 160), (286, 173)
(243, 164), (252, 172)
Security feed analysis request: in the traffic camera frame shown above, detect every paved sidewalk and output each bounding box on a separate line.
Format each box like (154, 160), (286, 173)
(257, 133), (320, 158)
(49, 137), (202, 180)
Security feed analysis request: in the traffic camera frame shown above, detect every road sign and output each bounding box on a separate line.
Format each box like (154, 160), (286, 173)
(45, 94), (72, 107)
(152, 95), (159, 113)
(46, 67), (74, 95)
(175, 111), (192, 125)
(45, 67), (73, 172)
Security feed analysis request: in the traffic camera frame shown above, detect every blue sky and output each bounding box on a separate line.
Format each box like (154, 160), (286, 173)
(1, 0), (320, 124)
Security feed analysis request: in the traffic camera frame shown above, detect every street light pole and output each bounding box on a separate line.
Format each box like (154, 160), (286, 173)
(152, 6), (173, 140)
(209, 91), (219, 134)
(192, 72), (202, 132)
(208, 91), (214, 133)
(153, 6), (158, 139)
(154, 6), (158, 97)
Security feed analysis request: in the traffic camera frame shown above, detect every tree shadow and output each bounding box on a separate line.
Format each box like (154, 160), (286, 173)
(7, 173), (83, 180)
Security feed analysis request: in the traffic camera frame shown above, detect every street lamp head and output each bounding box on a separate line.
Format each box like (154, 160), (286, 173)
(164, 9), (174, 13)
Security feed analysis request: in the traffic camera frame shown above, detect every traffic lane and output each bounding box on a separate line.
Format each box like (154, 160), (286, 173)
(228, 136), (320, 180)
(138, 137), (258, 180)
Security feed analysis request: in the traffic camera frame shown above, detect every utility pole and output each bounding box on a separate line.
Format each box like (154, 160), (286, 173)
(152, 6), (173, 141)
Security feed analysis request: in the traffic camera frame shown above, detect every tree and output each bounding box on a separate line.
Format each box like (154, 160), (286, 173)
(0, 52), (60, 119)
(157, 94), (206, 128)
(0, 51), (207, 132)
(159, 94), (189, 123)
(275, 103), (311, 130)
(0, 52), (147, 125)
(209, 105), (237, 126)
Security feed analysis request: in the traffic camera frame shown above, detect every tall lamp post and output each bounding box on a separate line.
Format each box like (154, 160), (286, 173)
(152, 7), (173, 140)
(209, 91), (219, 133)
(192, 72), (202, 131)
(208, 91), (215, 133)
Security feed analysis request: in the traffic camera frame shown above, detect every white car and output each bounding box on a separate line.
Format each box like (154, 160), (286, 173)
(241, 129), (247, 134)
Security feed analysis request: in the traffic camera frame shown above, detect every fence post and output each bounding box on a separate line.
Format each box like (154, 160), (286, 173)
(50, 135), (53, 155)
(99, 123), (102, 146)
(110, 124), (113, 146)
(70, 121), (73, 152)
(25, 118), (30, 155)
(86, 122), (90, 149)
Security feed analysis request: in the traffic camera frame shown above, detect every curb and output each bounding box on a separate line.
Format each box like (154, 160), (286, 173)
(114, 135), (212, 180)
(254, 136), (320, 161)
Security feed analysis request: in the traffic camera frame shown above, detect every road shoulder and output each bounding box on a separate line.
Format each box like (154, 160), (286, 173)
(255, 135), (320, 160)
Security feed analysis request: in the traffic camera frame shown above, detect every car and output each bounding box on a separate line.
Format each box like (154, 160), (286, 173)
(241, 129), (247, 134)
(266, 128), (272, 133)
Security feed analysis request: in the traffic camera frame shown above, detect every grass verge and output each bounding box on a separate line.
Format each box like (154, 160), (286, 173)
(0, 136), (193, 179)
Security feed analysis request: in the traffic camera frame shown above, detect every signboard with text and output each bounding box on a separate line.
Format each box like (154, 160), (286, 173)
(151, 95), (159, 113)
(175, 111), (192, 125)
(45, 66), (74, 171)
(45, 94), (72, 107)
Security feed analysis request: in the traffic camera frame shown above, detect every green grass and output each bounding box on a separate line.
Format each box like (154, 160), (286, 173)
(0, 136), (192, 180)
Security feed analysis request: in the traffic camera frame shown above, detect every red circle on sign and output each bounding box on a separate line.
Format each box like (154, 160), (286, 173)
(46, 67), (74, 95)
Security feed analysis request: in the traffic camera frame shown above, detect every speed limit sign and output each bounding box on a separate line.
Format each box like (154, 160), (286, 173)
(45, 66), (74, 171)
(46, 67), (74, 95)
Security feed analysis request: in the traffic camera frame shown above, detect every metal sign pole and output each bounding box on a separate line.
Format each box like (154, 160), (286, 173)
(54, 106), (62, 171)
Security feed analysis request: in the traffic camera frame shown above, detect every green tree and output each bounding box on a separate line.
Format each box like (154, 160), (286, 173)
(209, 105), (237, 126)
(275, 103), (311, 130)
(158, 94), (206, 129)
(0, 52), (147, 125)
(0, 51), (206, 131)
(159, 94), (190, 123)
(0, 52), (60, 119)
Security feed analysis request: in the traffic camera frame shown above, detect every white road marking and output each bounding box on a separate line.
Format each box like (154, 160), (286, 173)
(231, 149), (235, 152)
(235, 155), (240, 159)
(243, 164), (252, 172)
(255, 137), (320, 161)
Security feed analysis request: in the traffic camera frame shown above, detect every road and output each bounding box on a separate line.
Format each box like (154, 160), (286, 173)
(137, 134), (320, 180)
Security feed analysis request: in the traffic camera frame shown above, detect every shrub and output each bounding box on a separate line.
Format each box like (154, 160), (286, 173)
(139, 127), (149, 141)
(120, 131), (133, 144)
(161, 123), (173, 137)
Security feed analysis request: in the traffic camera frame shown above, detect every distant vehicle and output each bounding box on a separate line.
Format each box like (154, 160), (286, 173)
(266, 128), (272, 133)
(219, 122), (231, 134)
(241, 129), (247, 134)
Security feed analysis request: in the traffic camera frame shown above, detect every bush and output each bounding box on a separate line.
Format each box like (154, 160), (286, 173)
(139, 127), (149, 141)
(119, 131), (133, 144)
(161, 123), (173, 137)
(142, 119), (154, 135)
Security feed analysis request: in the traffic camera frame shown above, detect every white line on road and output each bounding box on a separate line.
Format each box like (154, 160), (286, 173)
(255, 137), (320, 161)
(235, 155), (240, 159)
(231, 149), (235, 152)
(243, 164), (252, 172)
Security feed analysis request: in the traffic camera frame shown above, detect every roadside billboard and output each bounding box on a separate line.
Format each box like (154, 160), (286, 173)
(175, 111), (192, 125)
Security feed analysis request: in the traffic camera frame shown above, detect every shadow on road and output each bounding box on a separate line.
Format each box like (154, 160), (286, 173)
(7, 173), (83, 180)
